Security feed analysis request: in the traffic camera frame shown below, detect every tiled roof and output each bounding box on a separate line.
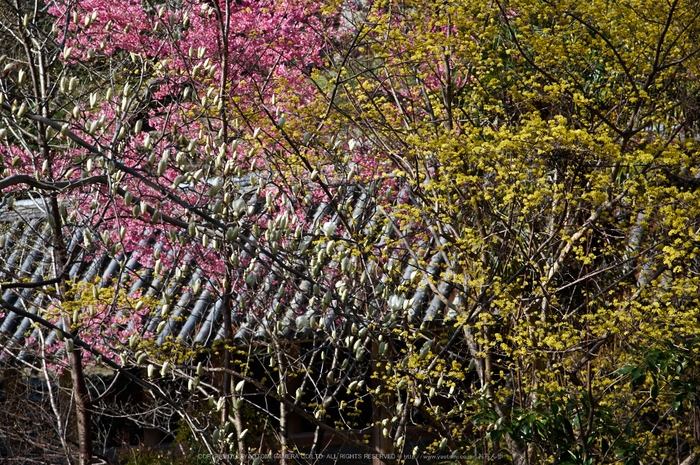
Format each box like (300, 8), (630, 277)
(0, 191), (460, 353)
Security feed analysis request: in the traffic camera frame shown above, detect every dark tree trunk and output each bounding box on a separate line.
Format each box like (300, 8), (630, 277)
(70, 347), (92, 465)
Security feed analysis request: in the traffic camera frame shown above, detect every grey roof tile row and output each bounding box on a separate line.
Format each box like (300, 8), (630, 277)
(0, 192), (461, 356)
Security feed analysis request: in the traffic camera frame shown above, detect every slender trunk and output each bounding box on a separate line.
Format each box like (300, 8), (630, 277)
(70, 347), (92, 465)
(215, 0), (244, 461)
(279, 396), (289, 465)
(231, 403), (246, 465)
(274, 340), (295, 465)
(40, 333), (73, 462)
(222, 277), (246, 465)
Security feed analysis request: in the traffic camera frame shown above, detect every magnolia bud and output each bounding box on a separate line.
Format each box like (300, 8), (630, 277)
(16, 102), (27, 118)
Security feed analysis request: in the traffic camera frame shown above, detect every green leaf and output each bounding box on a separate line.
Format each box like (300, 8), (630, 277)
(650, 380), (659, 399)
(618, 365), (636, 375)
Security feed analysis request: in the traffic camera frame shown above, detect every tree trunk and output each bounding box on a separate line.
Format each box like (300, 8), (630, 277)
(70, 347), (92, 465)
